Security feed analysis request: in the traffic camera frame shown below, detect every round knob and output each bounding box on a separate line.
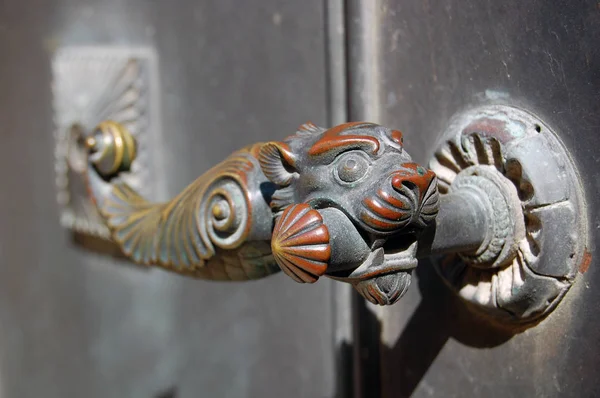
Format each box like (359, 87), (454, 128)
(87, 120), (137, 178)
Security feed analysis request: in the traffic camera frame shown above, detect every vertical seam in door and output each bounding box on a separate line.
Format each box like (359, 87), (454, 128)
(345, 1), (385, 398)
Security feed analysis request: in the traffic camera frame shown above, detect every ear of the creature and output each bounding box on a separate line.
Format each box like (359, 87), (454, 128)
(297, 121), (322, 134)
(258, 142), (298, 186)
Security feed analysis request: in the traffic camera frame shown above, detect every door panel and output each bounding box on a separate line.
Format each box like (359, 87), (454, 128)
(0, 1), (336, 397)
(345, 1), (599, 397)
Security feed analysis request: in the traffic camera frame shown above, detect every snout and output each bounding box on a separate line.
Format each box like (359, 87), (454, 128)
(391, 163), (436, 200)
(360, 163), (439, 234)
(390, 162), (439, 228)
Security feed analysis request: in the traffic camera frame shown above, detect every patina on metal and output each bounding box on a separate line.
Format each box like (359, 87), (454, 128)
(83, 121), (440, 305)
(427, 104), (589, 324)
(79, 106), (588, 321)
(52, 46), (160, 239)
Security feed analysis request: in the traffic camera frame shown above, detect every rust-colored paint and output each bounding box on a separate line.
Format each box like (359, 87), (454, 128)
(248, 142), (265, 158)
(579, 248), (592, 273)
(360, 212), (398, 231)
(271, 203), (331, 283)
(308, 121), (380, 157)
(298, 121), (317, 131)
(363, 197), (407, 221)
(390, 129), (404, 146)
(265, 141), (296, 167)
(392, 163), (435, 201)
(378, 189), (408, 209)
(463, 118), (513, 144)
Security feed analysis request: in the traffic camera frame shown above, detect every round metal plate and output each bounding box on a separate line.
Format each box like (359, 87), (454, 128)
(429, 104), (589, 325)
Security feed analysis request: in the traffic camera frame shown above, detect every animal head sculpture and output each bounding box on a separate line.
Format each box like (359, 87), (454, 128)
(81, 119), (439, 306)
(259, 122), (439, 305)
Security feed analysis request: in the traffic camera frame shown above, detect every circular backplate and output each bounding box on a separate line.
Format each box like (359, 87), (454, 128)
(429, 104), (589, 325)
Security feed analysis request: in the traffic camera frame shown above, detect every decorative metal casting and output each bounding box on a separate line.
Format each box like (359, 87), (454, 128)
(68, 104), (588, 324)
(428, 105), (588, 324)
(52, 46), (159, 239)
(82, 121), (439, 305)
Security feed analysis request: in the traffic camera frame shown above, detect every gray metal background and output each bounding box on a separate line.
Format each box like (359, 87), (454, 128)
(345, 1), (599, 397)
(0, 1), (337, 397)
(1, 0), (599, 397)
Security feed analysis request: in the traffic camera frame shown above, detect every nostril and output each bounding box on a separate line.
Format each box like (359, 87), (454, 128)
(391, 174), (418, 192)
(391, 163), (436, 195)
(392, 176), (417, 191)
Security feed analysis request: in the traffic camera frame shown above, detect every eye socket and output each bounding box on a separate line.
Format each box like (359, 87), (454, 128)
(335, 152), (370, 183)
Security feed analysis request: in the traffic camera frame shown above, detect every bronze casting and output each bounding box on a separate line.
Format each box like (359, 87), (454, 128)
(78, 104), (588, 324)
(83, 121), (439, 305)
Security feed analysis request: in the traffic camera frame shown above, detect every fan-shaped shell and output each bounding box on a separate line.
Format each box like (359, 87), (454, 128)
(271, 203), (331, 283)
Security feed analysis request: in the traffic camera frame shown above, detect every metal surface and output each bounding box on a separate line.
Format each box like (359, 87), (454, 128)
(0, 1), (337, 397)
(52, 46), (160, 239)
(2, 0), (599, 396)
(346, 0), (599, 396)
(80, 109), (585, 318)
(80, 119), (439, 305)
(429, 105), (588, 324)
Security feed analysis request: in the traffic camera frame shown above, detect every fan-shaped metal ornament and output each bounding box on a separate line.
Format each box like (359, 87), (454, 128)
(52, 46), (160, 238)
(271, 203), (331, 283)
(429, 105), (589, 324)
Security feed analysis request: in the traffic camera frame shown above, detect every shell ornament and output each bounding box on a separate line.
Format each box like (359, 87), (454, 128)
(271, 203), (331, 283)
(82, 120), (439, 303)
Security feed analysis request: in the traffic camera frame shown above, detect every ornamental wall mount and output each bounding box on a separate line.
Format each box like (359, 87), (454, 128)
(66, 104), (588, 326)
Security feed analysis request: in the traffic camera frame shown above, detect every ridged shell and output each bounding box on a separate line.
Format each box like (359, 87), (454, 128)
(271, 203), (331, 283)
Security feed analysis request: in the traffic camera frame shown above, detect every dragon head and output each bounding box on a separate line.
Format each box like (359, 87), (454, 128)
(259, 122), (439, 305)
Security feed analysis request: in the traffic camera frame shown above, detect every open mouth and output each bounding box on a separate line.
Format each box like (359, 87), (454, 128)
(271, 201), (419, 305)
(308, 200), (419, 282)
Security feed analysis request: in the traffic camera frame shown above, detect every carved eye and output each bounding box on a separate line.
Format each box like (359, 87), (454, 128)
(335, 152), (370, 183)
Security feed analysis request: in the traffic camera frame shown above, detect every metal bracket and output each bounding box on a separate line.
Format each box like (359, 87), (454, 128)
(52, 46), (160, 239)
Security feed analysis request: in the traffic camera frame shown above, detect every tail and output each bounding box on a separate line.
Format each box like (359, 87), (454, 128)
(83, 121), (277, 279)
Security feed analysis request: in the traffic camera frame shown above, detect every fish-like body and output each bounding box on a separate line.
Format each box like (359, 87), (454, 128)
(86, 123), (278, 281)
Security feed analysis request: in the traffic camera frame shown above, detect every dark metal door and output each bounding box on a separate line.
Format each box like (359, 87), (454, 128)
(344, 1), (600, 397)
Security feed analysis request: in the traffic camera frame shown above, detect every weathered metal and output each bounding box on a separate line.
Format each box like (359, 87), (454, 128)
(81, 105), (587, 320)
(429, 105), (588, 324)
(83, 121), (440, 305)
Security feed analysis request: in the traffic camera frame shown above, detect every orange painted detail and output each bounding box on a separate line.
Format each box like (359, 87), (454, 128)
(257, 141), (297, 186)
(378, 189), (408, 209)
(271, 203), (331, 283)
(579, 248), (592, 274)
(392, 163), (436, 201)
(248, 142), (266, 158)
(308, 122), (380, 157)
(363, 197), (407, 221)
(298, 121), (317, 131)
(390, 130), (404, 146)
(360, 213), (398, 231)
